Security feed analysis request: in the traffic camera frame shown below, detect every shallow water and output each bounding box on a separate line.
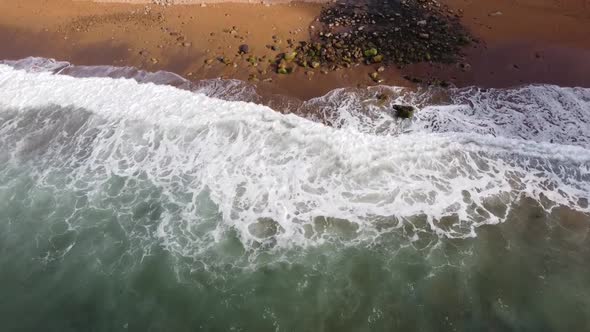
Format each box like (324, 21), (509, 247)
(0, 58), (589, 331)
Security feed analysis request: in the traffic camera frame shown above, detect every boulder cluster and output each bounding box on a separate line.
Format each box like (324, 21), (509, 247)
(275, 0), (472, 78)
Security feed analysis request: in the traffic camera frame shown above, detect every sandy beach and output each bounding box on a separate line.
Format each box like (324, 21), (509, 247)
(1, 0), (590, 99)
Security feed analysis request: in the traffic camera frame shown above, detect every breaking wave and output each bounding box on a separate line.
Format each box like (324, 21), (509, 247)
(0, 58), (588, 268)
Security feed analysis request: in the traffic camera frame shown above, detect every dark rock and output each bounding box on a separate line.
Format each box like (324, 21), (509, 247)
(392, 105), (416, 119)
(238, 44), (250, 54)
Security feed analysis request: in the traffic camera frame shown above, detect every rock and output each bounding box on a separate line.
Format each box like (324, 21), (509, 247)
(372, 54), (384, 63)
(283, 51), (298, 62)
(392, 105), (415, 119)
(238, 44), (249, 54)
(369, 71), (383, 83)
(377, 66), (386, 72)
(311, 61), (321, 69)
(419, 33), (430, 39)
(182, 42), (192, 47)
(417, 20), (427, 26)
(277, 67), (289, 75)
(204, 58), (214, 65)
(150, 57), (159, 64)
(364, 48), (378, 57)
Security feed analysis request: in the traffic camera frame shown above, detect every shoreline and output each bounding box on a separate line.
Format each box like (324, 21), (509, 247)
(1, 0), (590, 100)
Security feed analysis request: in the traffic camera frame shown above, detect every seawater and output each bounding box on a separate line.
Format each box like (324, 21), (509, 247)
(0, 58), (589, 331)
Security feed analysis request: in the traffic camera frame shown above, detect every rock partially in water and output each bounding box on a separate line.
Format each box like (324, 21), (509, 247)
(392, 104), (416, 119)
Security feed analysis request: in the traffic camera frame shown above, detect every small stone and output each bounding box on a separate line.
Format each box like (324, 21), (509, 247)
(364, 48), (378, 57)
(277, 67), (289, 75)
(372, 55), (384, 63)
(369, 72), (383, 83)
(238, 44), (250, 54)
(419, 33), (430, 39)
(283, 51), (298, 62)
(150, 57), (159, 64)
(377, 66), (385, 72)
(182, 42), (192, 47)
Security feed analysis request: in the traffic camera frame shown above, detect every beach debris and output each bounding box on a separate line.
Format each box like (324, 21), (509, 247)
(392, 105), (416, 119)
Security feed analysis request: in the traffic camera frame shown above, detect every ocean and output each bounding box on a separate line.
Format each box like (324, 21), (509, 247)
(0, 58), (589, 331)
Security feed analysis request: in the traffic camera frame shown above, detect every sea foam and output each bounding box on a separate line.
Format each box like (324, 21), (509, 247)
(0, 61), (588, 254)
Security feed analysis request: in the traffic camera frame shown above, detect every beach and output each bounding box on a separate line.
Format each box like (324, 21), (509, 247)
(1, 1), (590, 331)
(1, 0), (590, 100)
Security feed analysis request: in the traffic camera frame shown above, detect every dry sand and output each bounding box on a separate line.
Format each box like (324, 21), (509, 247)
(1, 0), (589, 100)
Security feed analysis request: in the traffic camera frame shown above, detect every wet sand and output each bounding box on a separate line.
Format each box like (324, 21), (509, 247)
(1, 0), (589, 100)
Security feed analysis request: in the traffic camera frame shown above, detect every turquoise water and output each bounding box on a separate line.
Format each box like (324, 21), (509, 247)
(1, 175), (589, 331)
(0, 61), (589, 331)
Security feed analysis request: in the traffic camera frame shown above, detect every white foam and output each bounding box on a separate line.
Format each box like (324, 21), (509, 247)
(0, 63), (588, 254)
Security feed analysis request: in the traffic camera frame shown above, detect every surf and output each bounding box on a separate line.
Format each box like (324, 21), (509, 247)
(0, 59), (588, 258)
